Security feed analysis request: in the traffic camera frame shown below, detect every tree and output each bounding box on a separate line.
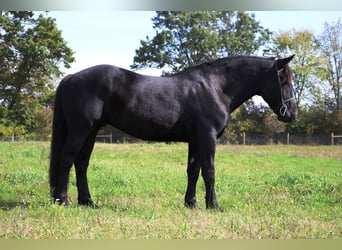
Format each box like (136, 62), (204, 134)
(263, 110), (285, 135)
(0, 11), (74, 135)
(270, 30), (326, 109)
(319, 19), (342, 112)
(33, 108), (53, 140)
(131, 11), (271, 74)
(223, 100), (266, 143)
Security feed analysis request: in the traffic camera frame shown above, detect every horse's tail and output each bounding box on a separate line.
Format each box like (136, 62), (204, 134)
(49, 75), (71, 197)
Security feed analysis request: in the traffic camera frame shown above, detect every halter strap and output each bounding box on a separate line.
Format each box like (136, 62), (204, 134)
(278, 67), (295, 117)
(278, 68), (285, 73)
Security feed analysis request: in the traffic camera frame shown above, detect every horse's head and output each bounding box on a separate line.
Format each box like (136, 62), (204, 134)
(261, 55), (297, 123)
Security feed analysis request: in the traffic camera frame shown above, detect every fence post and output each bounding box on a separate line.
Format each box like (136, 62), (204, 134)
(287, 132), (290, 145)
(12, 133), (14, 143)
(243, 132), (246, 145)
(331, 132), (334, 146)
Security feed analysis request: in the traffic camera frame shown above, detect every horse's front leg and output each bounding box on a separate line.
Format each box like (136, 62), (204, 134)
(201, 159), (220, 210)
(200, 138), (221, 211)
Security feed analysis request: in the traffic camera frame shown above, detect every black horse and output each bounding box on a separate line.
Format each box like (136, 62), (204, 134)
(49, 55), (297, 210)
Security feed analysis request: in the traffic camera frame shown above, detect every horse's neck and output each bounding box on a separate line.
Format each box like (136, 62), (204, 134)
(229, 90), (257, 112)
(220, 73), (261, 112)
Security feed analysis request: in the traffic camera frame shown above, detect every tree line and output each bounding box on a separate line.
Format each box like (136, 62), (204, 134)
(0, 11), (74, 139)
(1, 11), (341, 141)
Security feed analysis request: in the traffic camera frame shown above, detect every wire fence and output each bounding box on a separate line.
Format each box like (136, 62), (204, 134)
(1, 132), (342, 145)
(94, 131), (342, 146)
(331, 133), (342, 146)
(218, 132), (340, 145)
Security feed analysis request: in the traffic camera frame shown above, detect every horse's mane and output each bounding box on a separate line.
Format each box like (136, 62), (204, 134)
(174, 56), (275, 76)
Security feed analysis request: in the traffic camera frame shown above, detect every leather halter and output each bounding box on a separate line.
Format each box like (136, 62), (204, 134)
(278, 68), (295, 117)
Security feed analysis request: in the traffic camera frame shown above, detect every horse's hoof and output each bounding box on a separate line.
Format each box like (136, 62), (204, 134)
(52, 198), (69, 206)
(78, 198), (98, 208)
(206, 200), (223, 212)
(185, 201), (200, 210)
(206, 204), (224, 212)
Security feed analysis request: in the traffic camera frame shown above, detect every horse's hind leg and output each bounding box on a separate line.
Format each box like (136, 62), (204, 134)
(184, 142), (201, 208)
(53, 129), (90, 205)
(74, 128), (98, 206)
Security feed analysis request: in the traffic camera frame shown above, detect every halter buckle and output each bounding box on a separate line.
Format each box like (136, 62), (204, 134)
(280, 104), (287, 117)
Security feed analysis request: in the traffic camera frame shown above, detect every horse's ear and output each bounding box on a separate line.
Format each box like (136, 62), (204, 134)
(276, 55), (295, 69)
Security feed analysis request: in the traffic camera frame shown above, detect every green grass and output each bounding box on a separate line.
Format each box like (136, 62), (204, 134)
(0, 142), (341, 239)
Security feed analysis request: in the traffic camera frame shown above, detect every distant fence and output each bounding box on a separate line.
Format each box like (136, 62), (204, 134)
(0, 134), (25, 142)
(1, 132), (342, 145)
(93, 132), (342, 146)
(219, 132), (341, 145)
(331, 133), (342, 146)
(95, 133), (112, 144)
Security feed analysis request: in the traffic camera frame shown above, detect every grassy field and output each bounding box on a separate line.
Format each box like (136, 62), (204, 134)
(0, 142), (341, 239)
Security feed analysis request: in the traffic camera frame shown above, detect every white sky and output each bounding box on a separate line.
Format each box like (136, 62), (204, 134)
(49, 11), (342, 76)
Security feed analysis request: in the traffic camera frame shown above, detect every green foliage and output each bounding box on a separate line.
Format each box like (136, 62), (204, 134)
(32, 108), (53, 141)
(0, 142), (341, 238)
(245, 26), (342, 136)
(270, 30), (326, 109)
(270, 23), (342, 115)
(0, 124), (25, 137)
(224, 101), (265, 142)
(131, 11), (270, 74)
(287, 106), (342, 135)
(0, 11), (74, 136)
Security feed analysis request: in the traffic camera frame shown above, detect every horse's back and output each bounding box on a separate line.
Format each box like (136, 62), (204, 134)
(59, 65), (189, 140)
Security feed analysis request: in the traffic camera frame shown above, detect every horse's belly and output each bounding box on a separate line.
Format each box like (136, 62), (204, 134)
(104, 85), (188, 141)
(107, 110), (187, 142)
